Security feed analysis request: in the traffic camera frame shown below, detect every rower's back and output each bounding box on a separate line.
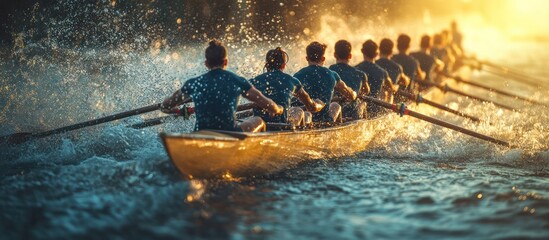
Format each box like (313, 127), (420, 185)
(183, 68), (252, 131)
(411, 35), (437, 82)
(375, 38), (404, 85)
(329, 40), (368, 119)
(251, 70), (301, 123)
(294, 65), (339, 121)
(329, 63), (366, 94)
(355, 40), (388, 100)
(392, 34), (422, 89)
(294, 43), (340, 122)
(355, 40), (389, 117)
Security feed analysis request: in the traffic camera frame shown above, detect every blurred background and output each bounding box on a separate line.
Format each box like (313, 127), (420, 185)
(1, 0), (548, 51)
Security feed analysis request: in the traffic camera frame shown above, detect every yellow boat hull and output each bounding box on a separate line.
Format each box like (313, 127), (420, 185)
(161, 86), (448, 179)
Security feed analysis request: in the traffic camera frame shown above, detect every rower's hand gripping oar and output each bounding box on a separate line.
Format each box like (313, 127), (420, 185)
(1, 103), (163, 145)
(397, 90), (481, 122)
(363, 96), (510, 147)
(417, 80), (517, 111)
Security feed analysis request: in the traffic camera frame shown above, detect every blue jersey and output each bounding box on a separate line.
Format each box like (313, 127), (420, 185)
(410, 51), (436, 82)
(329, 63), (368, 119)
(355, 61), (388, 98)
(181, 68), (252, 131)
(294, 65), (341, 121)
(329, 63), (367, 94)
(250, 70), (302, 123)
(375, 58), (403, 85)
(392, 53), (421, 84)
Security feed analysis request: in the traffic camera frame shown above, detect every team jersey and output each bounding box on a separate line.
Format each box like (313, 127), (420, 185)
(294, 65), (341, 121)
(250, 70), (302, 122)
(181, 68), (252, 131)
(375, 58), (404, 85)
(411, 51), (436, 82)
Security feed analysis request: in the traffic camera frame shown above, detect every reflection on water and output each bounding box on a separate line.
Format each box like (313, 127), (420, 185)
(1, 1), (549, 239)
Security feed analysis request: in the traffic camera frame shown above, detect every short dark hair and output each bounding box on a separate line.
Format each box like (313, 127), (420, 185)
(379, 38), (394, 55)
(306, 41), (327, 62)
(420, 35), (431, 49)
(334, 40), (352, 59)
(265, 47), (288, 71)
(361, 40), (378, 59)
(397, 34), (411, 51)
(205, 39), (227, 67)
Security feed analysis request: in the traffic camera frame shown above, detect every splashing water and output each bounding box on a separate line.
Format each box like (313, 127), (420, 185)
(1, 1), (548, 239)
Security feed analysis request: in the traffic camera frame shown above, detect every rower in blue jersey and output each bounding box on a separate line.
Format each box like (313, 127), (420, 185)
(375, 38), (410, 90)
(431, 33), (454, 78)
(391, 34), (426, 91)
(355, 40), (397, 117)
(161, 40), (283, 132)
(329, 40), (369, 119)
(250, 47), (325, 126)
(294, 41), (357, 123)
(411, 35), (445, 84)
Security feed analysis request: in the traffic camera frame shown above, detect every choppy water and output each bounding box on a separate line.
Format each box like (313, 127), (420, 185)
(1, 6), (549, 240)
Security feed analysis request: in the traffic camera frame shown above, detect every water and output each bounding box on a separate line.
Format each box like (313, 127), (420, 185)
(1, 2), (549, 240)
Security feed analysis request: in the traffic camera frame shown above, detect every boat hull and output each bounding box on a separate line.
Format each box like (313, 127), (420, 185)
(161, 87), (445, 179)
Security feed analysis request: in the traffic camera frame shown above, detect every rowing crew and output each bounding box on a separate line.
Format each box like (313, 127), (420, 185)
(161, 23), (464, 133)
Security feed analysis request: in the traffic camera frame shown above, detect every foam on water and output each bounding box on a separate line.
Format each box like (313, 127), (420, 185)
(1, 1), (549, 239)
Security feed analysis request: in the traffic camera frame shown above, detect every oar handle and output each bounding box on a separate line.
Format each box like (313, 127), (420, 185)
(32, 103), (162, 138)
(363, 96), (510, 147)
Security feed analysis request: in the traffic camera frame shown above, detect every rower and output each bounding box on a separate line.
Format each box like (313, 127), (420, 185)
(391, 34), (426, 91)
(450, 21), (464, 54)
(294, 41), (357, 123)
(442, 29), (464, 70)
(431, 33), (455, 76)
(376, 38), (410, 89)
(355, 40), (397, 117)
(250, 47), (325, 126)
(161, 40), (283, 132)
(329, 40), (369, 119)
(410, 35), (445, 84)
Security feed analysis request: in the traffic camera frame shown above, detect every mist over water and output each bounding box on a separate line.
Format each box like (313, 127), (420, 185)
(1, 0), (548, 239)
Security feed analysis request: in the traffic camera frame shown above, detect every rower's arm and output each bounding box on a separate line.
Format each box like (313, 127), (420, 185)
(434, 58), (445, 74)
(294, 88), (325, 113)
(243, 87), (283, 115)
(384, 77), (399, 93)
(161, 89), (189, 113)
(416, 63), (426, 81)
(360, 79), (370, 97)
(398, 74), (410, 88)
(335, 80), (357, 101)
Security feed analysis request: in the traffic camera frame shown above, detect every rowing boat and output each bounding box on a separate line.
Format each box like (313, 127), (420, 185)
(160, 74), (466, 179)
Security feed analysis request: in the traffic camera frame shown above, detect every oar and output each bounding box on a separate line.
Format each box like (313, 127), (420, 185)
(1, 103), (162, 145)
(481, 67), (546, 88)
(128, 102), (258, 129)
(397, 90), (481, 122)
(479, 60), (545, 82)
(417, 80), (517, 111)
(363, 96), (510, 147)
(443, 74), (547, 106)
